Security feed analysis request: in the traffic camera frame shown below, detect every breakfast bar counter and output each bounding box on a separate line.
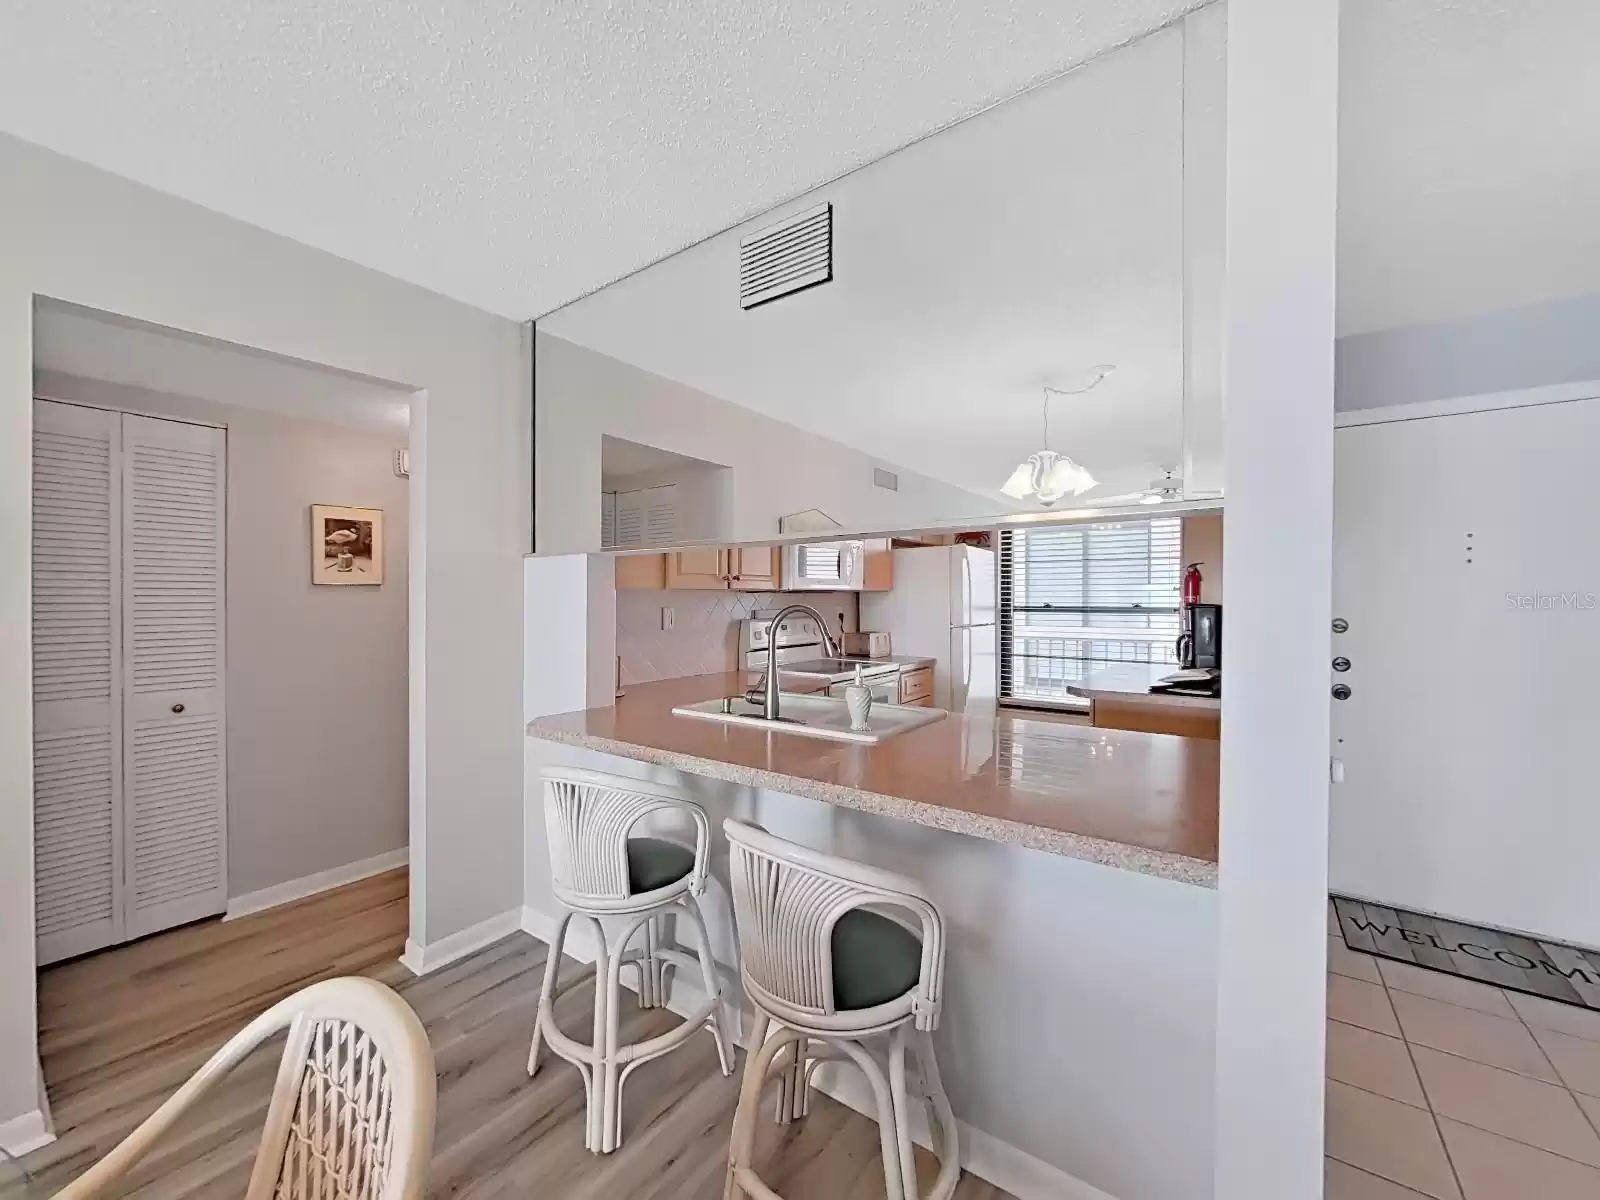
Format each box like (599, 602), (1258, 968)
(527, 671), (1219, 887)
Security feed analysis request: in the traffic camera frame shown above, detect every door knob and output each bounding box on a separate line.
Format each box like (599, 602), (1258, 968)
(171, 703), (185, 714)
(1331, 684), (1351, 701)
(1332, 656), (1351, 672)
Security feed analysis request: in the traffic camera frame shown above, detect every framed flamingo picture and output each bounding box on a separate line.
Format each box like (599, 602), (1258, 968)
(311, 504), (384, 585)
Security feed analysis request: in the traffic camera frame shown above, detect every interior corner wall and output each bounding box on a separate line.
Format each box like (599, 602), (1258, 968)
(0, 132), (528, 1131)
(34, 372), (410, 899)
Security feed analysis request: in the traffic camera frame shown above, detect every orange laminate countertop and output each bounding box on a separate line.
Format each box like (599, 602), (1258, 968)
(527, 673), (1219, 888)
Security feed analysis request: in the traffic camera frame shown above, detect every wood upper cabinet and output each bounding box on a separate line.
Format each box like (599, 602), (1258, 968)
(863, 538), (894, 591)
(664, 547), (728, 590)
(616, 544), (783, 591)
(727, 545), (780, 591)
(614, 553), (665, 590)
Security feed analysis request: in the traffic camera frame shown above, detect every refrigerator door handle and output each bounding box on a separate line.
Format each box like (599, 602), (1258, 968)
(961, 555), (972, 623)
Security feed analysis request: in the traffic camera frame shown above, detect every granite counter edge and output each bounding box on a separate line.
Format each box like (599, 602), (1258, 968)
(526, 724), (1218, 890)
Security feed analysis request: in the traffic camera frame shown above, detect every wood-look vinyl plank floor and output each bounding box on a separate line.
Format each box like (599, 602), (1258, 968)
(25, 869), (1010, 1199)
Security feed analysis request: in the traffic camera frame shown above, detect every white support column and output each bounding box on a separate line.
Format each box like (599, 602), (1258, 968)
(1214, 1), (1339, 1198)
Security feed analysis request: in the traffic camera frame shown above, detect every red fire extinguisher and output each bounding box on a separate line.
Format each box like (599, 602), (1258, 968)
(1182, 562), (1204, 608)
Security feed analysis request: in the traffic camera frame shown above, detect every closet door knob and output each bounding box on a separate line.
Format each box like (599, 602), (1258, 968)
(171, 703), (186, 714)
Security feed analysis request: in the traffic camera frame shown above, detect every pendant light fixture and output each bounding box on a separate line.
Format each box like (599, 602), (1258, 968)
(1000, 366), (1115, 506)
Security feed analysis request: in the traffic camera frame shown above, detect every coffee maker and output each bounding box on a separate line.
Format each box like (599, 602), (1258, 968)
(1176, 603), (1222, 670)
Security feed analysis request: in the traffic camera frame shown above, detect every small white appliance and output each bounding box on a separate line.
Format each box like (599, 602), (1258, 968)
(860, 545), (997, 716)
(780, 539), (865, 591)
(840, 631), (892, 658)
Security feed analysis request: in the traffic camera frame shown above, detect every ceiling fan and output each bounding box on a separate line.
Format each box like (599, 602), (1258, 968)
(1086, 467), (1183, 507)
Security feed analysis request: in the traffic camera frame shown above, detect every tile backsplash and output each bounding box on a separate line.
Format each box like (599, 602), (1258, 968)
(616, 590), (857, 686)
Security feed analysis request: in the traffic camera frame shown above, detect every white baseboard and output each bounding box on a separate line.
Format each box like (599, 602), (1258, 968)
(516, 906), (1103, 1200)
(225, 848), (408, 921)
(400, 906), (523, 976)
(0, 1107), (55, 1157)
(810, 1063), (1110, 1200)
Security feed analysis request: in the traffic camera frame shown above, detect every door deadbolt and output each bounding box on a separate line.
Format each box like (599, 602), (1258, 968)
(171, 703), (185, 714)
(1331, 684), (1351, 701)
(1332, 656), (1351, 672)
(1332, 617), (1349, 634)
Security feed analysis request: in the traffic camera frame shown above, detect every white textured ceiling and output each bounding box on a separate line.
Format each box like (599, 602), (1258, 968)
(34, 301), (414, 433)
(0, 0), (1201, 321)
(3, 3), (1598, 339)
(1338, 0), (1600, 336)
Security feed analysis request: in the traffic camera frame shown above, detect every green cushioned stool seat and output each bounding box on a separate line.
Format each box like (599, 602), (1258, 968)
(626, 837), (695, 894)
(830, 908), (923, 1011)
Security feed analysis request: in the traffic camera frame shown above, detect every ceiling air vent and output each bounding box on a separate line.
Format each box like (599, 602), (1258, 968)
(873, 467), (899, 492)
(740, 202), (832, 310)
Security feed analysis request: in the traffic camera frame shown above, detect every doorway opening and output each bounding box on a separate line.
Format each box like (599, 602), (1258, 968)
(28, 297), (418, 1128)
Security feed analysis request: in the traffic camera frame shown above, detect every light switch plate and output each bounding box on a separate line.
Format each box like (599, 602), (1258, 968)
(661, 607), (675, 631)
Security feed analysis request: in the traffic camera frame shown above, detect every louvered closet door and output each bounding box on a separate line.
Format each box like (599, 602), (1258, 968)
(121, 413), (228, 939)
(32, 401), (123, 964)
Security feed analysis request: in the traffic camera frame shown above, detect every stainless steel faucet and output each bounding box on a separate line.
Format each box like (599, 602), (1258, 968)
(752, 604), (840, 722)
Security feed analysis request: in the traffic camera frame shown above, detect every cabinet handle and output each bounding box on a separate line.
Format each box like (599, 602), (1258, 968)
(171, 703), (186, 714)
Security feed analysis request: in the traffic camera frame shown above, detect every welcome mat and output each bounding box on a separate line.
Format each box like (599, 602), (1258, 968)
(1333, 896), (1600, 1012)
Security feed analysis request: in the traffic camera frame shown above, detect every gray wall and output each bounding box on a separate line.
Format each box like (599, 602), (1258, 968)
(36, 371), (409, 899)
(1337, 291), (1600, 411)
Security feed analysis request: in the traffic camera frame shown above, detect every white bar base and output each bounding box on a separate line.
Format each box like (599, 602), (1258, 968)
(518, 906), (1102, 1200)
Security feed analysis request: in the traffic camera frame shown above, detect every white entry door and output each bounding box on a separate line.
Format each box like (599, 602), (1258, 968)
(32, 401), (227, 964)
(1331, 395), (1600, 947)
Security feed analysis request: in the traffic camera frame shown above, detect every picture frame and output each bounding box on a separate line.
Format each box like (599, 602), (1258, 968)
(311, 504), (383, 585)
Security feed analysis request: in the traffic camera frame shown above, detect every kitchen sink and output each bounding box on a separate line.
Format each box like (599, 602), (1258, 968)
(670, 693), (945, 745)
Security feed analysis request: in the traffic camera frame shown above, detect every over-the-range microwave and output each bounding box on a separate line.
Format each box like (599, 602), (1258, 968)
(780, 539), (865, 591)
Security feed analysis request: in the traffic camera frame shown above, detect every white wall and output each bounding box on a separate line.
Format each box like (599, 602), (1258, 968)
(533, 331), (1000, 556)
(1212, 1), (1336, 1197)
(1337, 290), (1600, 412)
(0, 132), (527, 1136)
(35, 372), (410, 899)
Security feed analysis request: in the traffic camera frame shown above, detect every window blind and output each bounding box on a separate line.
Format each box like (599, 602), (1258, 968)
(998, 519), (1181, 704)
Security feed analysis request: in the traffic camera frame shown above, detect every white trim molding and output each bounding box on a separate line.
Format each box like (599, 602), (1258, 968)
(516, 906), (1102, 1200)
(0, 1058), (56, 1157)
(1336, 378), (1600, 429)
(399, 906), (523, 976)
(224, 848), (409, 922)
(0, 1107), (55, 1157)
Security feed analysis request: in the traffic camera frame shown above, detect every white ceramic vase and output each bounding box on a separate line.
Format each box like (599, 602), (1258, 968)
(844, 682), (873, 731)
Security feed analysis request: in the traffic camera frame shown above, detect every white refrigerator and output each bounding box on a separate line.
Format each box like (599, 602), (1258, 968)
(860, 545), (997, 716)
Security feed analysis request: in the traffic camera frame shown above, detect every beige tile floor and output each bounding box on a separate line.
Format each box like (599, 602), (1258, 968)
(1325, 903), (1600, 1198)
